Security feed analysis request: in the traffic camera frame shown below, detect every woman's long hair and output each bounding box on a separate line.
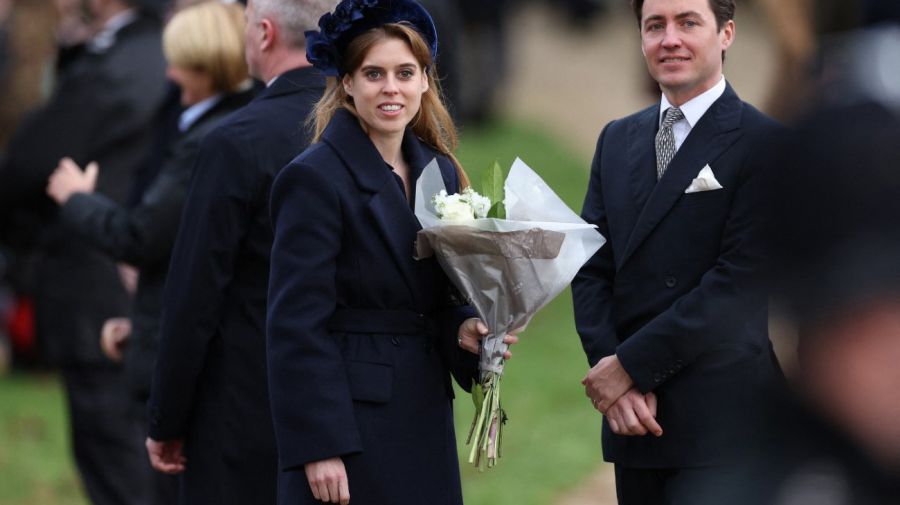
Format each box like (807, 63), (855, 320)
(310, 23), (470, 188)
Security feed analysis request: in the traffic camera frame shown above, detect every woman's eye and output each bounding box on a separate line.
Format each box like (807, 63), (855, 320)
(398, 69), (414, 79)
(365, 70), (381, 80)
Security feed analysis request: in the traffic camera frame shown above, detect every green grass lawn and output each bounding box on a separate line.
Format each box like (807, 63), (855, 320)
(0, 120), (604, 505)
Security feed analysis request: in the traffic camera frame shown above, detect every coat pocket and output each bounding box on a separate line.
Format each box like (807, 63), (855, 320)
(346, 360), (393, 403)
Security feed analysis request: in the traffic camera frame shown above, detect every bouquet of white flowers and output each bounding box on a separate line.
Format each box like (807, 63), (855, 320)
(414, 158), (605, 469)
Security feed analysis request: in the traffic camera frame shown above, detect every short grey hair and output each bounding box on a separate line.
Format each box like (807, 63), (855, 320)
(250, 0), (339, 49)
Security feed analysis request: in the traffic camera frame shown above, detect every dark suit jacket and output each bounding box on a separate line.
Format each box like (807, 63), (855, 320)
(58, 89), (254, 400)
(266, 108), (476, 505)
(146, 67), (324, 505)
(572, 84), (783, 468)
(0, 13), (167, 366)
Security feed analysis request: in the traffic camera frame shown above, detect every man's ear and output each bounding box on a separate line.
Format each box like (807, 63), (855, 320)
(260, 18), (275, 51)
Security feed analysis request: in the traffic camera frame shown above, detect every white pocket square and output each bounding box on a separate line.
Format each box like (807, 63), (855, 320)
(684, 164), (724, 193)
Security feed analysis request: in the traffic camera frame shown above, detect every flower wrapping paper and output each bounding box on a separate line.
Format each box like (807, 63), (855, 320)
(414, 158), (606, 378)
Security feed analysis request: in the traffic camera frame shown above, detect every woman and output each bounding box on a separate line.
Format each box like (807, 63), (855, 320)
(266, 1), (517, 504)
(45, 0), (253, 404)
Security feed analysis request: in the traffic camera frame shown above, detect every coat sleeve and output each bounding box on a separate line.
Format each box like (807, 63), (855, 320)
(615, 124), (780, 393)
(58, 134), (199, 267)
(571, 123), (621, 366)
(266, 159), (363, 471)
(147, 130), (255, 440)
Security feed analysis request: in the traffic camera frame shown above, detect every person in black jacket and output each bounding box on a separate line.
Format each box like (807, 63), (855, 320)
(0, 1), (167, 503)
(44, 3), (253, 502)
(144, 1), (334, 503)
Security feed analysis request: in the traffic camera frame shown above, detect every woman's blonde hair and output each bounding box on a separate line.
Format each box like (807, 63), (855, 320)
(163, 1), (248, 93)
(311, 23), (470, 188)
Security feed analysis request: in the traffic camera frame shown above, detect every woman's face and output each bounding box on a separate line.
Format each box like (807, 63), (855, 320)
(166, 65), (215, 106)
(342, 37), (429, 143)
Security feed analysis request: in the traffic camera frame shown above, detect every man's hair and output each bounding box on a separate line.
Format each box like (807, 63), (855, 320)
(250, 0), (339, 49)
(631, 0), (735, 31)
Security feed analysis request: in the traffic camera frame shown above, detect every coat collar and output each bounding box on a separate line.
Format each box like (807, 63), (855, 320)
(321, 109), (435, 304)
(618, 82), (744, 271)
(256, 66), (326, 101)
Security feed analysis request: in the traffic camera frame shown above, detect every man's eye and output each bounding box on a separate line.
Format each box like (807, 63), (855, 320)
(647, 23), (664, 31)
(683, 20), (698, 27)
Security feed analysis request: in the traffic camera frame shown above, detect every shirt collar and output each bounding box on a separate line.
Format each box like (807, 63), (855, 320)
(87, 9), (138, 53)
(178, 94), (223, 132)
(659, 75), (726, 128)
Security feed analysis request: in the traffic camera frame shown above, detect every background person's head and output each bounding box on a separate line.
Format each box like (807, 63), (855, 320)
(767, 101), (900, 471)
(632, 0), (735, 105)
(243, 0), (336, 81)
(163, 0), (248, 105)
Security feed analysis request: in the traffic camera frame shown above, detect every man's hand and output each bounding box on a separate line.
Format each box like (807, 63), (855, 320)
(601, 388), (663, 437)
(145, 437), (186, 474)
(100, 317), (131, 362)
(582, 354), (634, 413)
(305, 457), (350, 504)
(46, 157), (98, 204)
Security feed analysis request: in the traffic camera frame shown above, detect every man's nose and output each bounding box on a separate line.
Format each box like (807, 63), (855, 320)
(661, 26), (682, 48)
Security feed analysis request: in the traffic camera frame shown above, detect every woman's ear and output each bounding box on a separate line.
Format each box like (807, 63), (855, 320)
(421, 71), (429, 93)
(342, 74), (353, 96)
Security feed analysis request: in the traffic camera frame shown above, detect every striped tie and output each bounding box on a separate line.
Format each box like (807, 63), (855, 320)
(655, 107), (684, 179)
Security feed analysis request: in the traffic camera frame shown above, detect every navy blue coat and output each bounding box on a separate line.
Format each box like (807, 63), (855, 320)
(147, 68), (324, 505)
(572, 84), (783, 468)
(267, 109), (477, 505)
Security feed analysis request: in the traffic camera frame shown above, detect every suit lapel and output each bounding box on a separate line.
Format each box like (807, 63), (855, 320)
(322, 110), (424, 303)
(626, 107), (659, 215)
(617, 84), (744, 271)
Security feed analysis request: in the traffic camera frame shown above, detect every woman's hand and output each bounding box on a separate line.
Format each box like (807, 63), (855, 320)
(46, 157), (99, 204)
(457, 318), (520, 359)
(304, 457), (350, 504)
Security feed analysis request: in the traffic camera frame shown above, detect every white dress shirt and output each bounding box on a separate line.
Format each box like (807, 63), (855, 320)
(659, 75), (727, 150)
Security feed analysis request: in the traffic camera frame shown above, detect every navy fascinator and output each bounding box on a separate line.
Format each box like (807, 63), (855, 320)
(305, 0), (438, 77)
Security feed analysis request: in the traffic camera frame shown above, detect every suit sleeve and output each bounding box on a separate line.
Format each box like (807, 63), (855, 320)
(147, 130), (255, 440)
(572, 123), (620, 366)
(58, 135), (198, 267)
(616, 125), (780, 393)
(266, 160), (363, 470)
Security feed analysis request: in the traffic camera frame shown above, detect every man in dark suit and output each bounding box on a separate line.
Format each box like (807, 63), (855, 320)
(0, 1), (167, 503)
(572, 0), (782, 502)
(144, 0), (331, 503)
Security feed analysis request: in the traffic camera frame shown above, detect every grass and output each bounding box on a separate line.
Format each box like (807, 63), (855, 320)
(0, 120), (603, 505)
(454, 120), (603, 505)
(0, 374), (87, 505)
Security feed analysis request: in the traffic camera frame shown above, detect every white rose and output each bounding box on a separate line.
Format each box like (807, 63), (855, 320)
(441, 199), (476, 222)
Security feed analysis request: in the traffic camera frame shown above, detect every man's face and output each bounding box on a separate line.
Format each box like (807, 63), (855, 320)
(639, 0), (734, 104)
(243, 0), (263, 80)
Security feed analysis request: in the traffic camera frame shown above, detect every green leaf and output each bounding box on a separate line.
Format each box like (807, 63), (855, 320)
(482, 160), (505, 219)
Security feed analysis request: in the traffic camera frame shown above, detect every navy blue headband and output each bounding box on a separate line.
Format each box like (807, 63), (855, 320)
(305, 0), (438, 77)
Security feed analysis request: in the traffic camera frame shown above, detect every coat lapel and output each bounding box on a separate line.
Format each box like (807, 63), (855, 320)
(322, 110), (425, 303)
(617, 84), (744, 271)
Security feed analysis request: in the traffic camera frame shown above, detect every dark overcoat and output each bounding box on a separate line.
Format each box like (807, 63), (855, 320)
(147, 68), (324, 505)
(572, 84), (784, 468)
(58, 88), (255, 400)
(267, 108), (477, 505)
(0, 13), (167, 366)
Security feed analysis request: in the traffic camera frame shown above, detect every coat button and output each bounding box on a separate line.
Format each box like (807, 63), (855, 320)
(653, 373), (663, 383)
(391, 336), (400, 346)
(665, 276), (677, 288)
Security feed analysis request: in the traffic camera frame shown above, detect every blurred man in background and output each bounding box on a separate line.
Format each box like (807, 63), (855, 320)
(0, 0), (167, 503)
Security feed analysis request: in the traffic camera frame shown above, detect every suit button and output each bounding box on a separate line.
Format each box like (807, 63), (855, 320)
(653, 373), (663, 383)
(391, 336), (400, 346)
(665, 276), (677, 288)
